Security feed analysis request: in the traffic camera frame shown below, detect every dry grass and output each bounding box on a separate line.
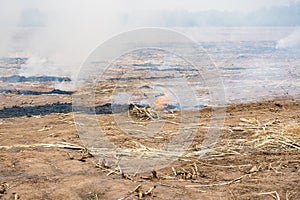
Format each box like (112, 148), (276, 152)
(129, 104), (158, 120)
(186, 117), (300, 159)
(1, 116), (298, 162)
(0, 142), (84, 150)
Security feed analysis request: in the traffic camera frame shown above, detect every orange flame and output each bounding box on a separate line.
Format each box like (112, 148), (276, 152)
(12, 52), (32, 58)
(25, 52), (32, 58)
(154, 93), (171, 109)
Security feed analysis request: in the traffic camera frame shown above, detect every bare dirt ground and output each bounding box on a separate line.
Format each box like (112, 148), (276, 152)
(0, 87), (299, 199)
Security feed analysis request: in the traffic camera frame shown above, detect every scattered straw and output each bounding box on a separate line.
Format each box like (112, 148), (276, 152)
(0, 142), (84, 150)
(186, 174), (248, 188)
(185, 119), (299, 159)
(129, 104), (158, 120)
(259, 191), (280, 200)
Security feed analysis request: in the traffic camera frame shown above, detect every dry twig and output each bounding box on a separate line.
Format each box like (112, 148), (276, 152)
(0, 142), (84, 150)
(259, 191), (280, 200)
(185, 174), (248, 188)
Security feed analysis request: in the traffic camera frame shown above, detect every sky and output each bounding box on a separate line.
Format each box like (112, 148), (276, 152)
(1, 0), (299, 23)
(117, 0), (296, 12)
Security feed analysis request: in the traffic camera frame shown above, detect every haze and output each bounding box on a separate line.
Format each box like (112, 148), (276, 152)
(0, 0), (299, 76)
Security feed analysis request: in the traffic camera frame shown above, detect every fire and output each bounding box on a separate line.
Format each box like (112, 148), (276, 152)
(25, 52), (32, 58)
(12, 52), (32, 58)
(154, 93), (171, 109)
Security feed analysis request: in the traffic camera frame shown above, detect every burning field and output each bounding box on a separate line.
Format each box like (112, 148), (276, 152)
(0, 47), (299, 200)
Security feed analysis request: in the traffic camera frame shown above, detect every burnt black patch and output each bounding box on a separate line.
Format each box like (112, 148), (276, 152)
(0, 89), (73, 95)
(0, 75), (71, 83)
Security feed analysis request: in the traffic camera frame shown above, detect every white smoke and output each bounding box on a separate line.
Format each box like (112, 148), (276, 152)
(1, 0), (126, 79)
(276, 28), (300, 49)
(19, 54), (71, 77)
(1, 0), (299, 80)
